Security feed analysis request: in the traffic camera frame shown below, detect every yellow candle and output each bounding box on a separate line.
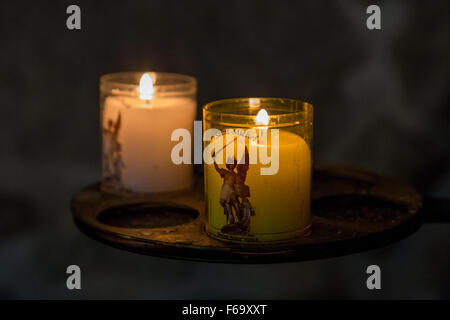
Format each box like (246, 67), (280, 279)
(205, 130), (311, 242)
(203, 98), (313, 244)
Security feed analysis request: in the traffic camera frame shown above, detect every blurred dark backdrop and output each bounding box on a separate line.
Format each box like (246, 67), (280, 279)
(0, 0), (449, 299)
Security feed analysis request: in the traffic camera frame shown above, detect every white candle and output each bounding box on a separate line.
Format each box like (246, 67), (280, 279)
(101, 73), (196, 193)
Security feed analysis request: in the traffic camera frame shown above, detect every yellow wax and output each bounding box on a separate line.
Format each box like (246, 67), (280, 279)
(204, 130), (311, 242)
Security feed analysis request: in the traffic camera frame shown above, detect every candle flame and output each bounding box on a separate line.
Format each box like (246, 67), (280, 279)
(249, 98), (260, 107)
(255, 109), (269, 126)
(139, 73), (154, 100)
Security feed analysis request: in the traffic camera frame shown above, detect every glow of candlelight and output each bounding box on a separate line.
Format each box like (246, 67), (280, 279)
(138, 73), (154, 100)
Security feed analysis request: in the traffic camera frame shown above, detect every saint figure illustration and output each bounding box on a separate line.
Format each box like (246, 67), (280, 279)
(212, 151), (240, 224)
(212, 146), (255, 236)
(112, 144), (125, 183)
(102, 112), (123, 182)
(234, 147), (255, 234)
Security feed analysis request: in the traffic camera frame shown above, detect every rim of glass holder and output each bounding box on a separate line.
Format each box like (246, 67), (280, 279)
(203, 97), (313, 128)
(100, 71), (197, 97)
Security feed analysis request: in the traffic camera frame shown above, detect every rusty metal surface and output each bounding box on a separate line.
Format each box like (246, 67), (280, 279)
(71, 166), (422, 263)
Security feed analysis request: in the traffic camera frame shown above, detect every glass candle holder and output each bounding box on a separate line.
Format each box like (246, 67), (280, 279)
(100, 72), (197, 194)
(203, 98), (313, 243)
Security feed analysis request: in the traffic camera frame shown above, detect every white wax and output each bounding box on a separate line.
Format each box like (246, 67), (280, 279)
(102, 95), (196, 193)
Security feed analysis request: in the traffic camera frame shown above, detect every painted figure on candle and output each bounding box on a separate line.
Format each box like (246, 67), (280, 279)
(102, 112), (124, 184)
(112, 144), (125, 183)
(234, 148), (255, 234)
(212, 147), (255, 235)
(212, 151), (239, 225)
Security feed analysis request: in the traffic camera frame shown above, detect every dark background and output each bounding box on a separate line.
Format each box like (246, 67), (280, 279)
(0, 0), (449, 299)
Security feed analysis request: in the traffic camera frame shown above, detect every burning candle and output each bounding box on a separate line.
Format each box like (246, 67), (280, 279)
(100, 72), (197, 194)
(203, 98), (313, 243)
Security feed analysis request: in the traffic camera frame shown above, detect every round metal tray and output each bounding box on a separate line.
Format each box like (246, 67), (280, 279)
(71, 165), (423, 263)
